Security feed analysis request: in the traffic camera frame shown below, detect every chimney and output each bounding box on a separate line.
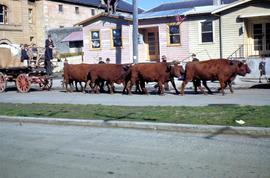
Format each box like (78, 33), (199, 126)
(213, 0), (221, 6)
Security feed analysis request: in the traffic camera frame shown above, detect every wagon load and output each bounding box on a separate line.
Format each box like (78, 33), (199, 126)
(0, 45), (53, 93)
(0, 47), (24, 68)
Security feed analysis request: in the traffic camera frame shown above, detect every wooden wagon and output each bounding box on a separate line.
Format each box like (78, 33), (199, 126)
(0, 46), (53, 93)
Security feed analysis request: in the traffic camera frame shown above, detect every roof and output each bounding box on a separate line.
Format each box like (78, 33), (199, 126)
(184, 5), (227, 15)
(139, 8), (191, 19)
(146, 0), (237, 13)
(139, 0), (238, 20)
(61, 31), (83, 42)
(75, 12), (132, 26)
(51, 0), (144, 13)
(239, 12), (270, 18)
(211, 0), (253, 14)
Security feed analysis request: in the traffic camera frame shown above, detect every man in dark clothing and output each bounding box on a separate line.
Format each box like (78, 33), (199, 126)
(45, 34), (54, 75)
(21, 44), (29, 66)
(259, 56), (268, 83)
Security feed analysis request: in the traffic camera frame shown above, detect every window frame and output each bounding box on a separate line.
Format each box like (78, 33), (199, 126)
(199, 20), (215, 44)
(90, 30), (101, 50)
(28, 8), (33, 24)
(111, 28), (123, 48)
(0, 5), (8, 24)
(58, 4), (63, 13)
(91, 9), (95, 16)
(75, 6), (79, 14)
(167, 24), (181, 46)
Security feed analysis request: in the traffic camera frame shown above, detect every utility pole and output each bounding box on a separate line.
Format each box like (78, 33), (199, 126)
(132, 0), (138, 63)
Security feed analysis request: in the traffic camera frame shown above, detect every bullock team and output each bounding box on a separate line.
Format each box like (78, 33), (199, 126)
(63, 58), (251, 95)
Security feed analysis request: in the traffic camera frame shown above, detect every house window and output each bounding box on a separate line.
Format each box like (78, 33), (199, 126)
(30, 36), (34, 42)
(168, 25), (180, 45)
(58, 4), (63, 13)
(0, 5), (8, 24)
(75, 7), (79, 14)
(253, 24), (263, 51)
(91, 9), (95, 16)
(266, 23), (270, 50)
(201, 21), (213, 43)
(90, 31), (100, 49)
(112, 29), (122, 47)
(28, 9), (33, 23)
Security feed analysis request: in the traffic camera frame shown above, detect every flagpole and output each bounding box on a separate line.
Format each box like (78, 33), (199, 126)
(132, 0), (138, 63)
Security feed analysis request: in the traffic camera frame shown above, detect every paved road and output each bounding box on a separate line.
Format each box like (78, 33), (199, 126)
(0, 122), (269, 178)
(0, 86), (270, 106)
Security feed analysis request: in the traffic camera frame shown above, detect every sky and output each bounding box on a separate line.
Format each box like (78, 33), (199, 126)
(126, 0), (179, 11)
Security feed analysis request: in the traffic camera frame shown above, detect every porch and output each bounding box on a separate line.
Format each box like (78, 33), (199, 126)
(229, 15), (270, 59)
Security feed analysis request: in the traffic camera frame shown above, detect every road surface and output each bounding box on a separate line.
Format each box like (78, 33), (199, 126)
(0, 122), (269, 178)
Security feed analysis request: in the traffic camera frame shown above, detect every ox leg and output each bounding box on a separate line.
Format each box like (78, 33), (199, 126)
(135, 81), (142, 94)
(202, 80), (213, 95)
(170, 78), (179, 95)
(122, 80), (128, 94)
(108, 82), (114, 94)
(94, 81), (101, 94)
(159, 81), (165, 95)
(79, 82), (83, 92)
(75, 81), (79, 92)
(64, 79), (69, 92)
(69, 81), (74, 92)
(128, 78), (137, 95)
(180, 80), (189, 96)
(198, 85), (207, 95)
(140, 81), (148, 95)
(219, 80), (226, 95)
(228, 82), (234, 93)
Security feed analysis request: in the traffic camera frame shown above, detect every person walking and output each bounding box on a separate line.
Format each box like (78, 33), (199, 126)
(259, 56), (268, 83)
(44, 34), (54, 75)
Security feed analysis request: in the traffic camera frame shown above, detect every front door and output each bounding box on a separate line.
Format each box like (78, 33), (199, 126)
(145, 28), (159, 61)
(253, 23), (270, 55)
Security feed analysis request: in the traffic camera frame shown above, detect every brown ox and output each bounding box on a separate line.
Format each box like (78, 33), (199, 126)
(180, 59), (251, 95)
(63, 63), (92, 92)
(129, 63), (183, 95)
(88, 64), (131, 94)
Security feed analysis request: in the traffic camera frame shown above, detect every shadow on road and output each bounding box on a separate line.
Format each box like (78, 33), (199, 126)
(204, 126), (261, 139)
(250, 83), (270, 89)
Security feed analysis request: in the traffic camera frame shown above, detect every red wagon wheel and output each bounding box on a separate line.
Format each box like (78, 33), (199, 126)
(39, 77), (53, 90)
(16, 74), (31, 93)
(0, 72), (7, 93)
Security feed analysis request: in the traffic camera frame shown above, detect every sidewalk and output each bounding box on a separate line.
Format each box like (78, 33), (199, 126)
(1, 115), (269, 137)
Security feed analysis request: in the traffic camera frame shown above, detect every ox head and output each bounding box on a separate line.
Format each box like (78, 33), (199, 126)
(236, 61), (251, 76)
(168, 61), (184, 78)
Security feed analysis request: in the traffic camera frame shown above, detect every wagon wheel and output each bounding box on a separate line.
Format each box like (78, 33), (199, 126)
(39, 77), (53, 90)
(16, 74), (31, 93)
(0, 72), (7, 93)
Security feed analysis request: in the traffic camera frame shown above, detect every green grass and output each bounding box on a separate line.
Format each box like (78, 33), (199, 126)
(0, 103), (270, 127)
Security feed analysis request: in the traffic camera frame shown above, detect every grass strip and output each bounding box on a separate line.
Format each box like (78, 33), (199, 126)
(0, 103), (269, 127)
